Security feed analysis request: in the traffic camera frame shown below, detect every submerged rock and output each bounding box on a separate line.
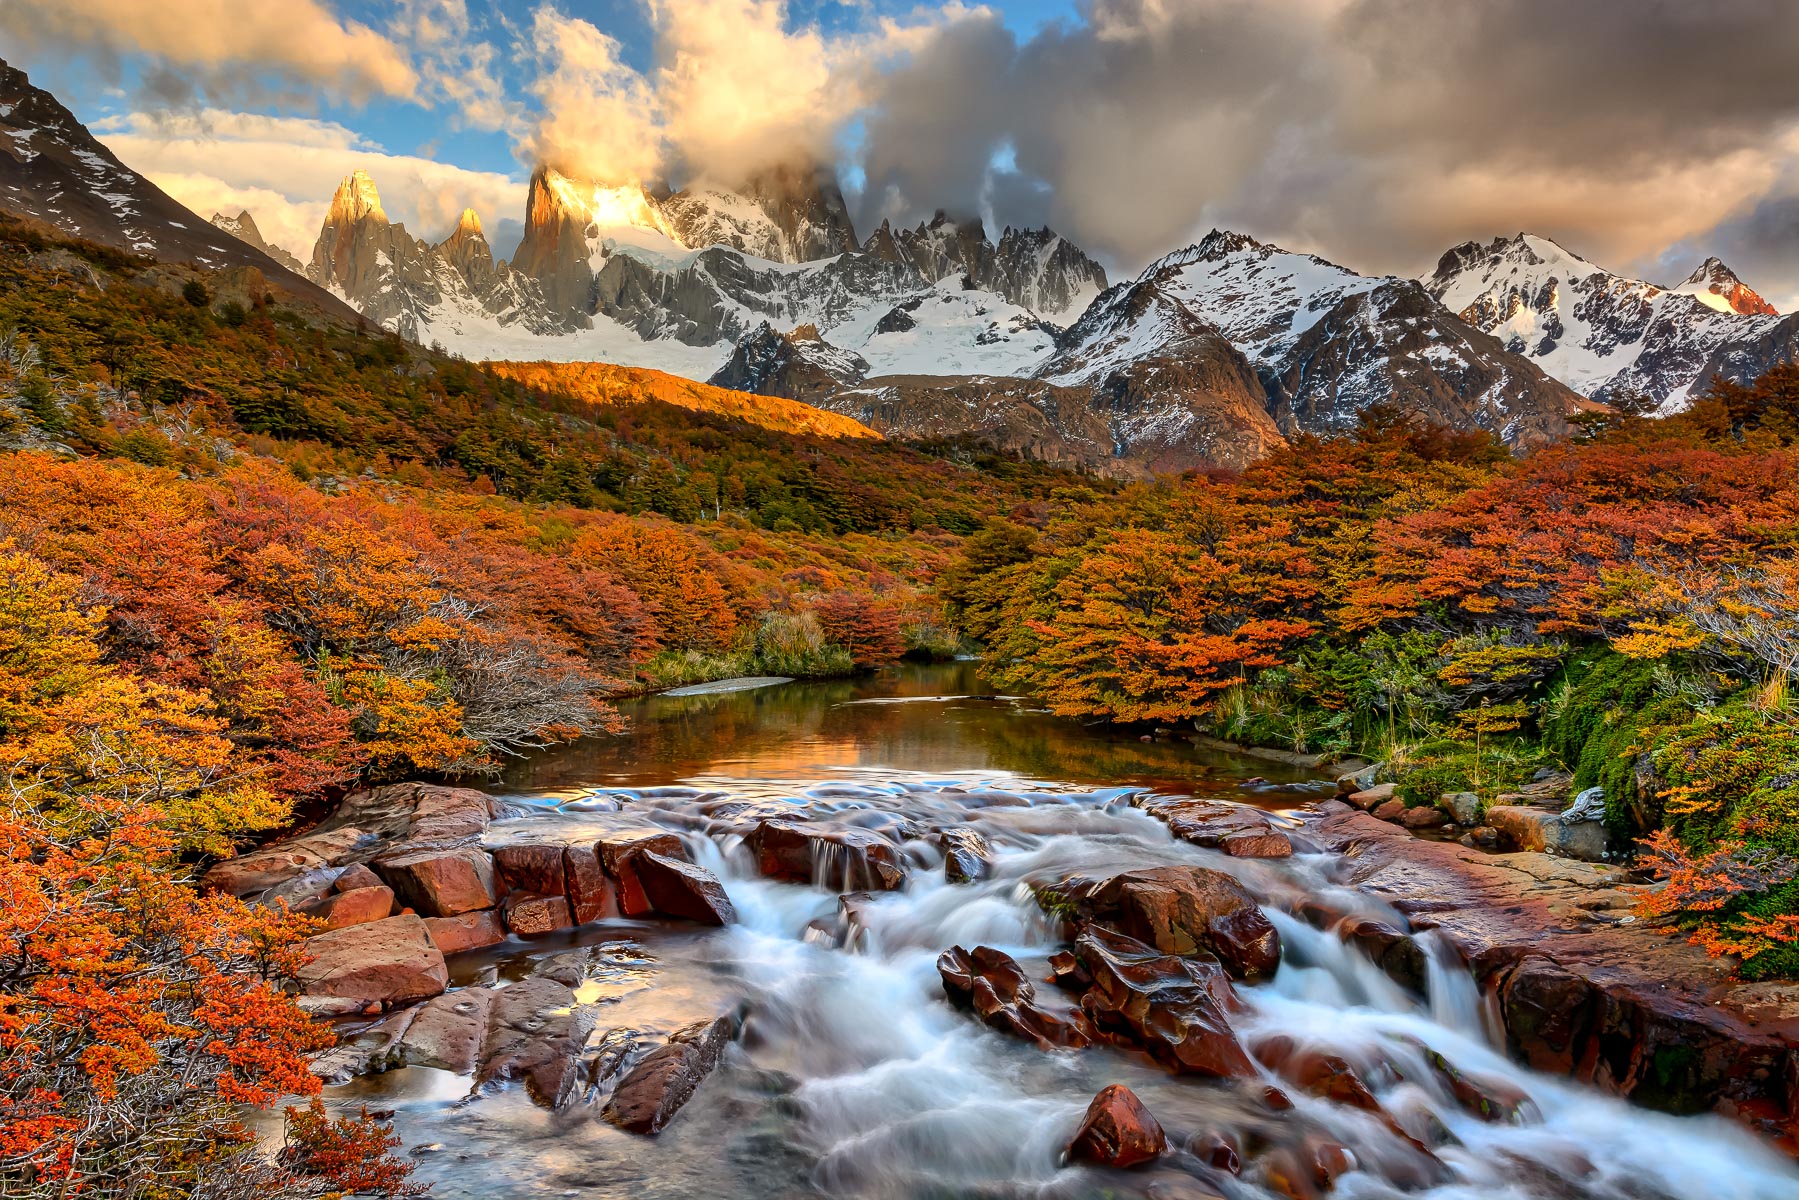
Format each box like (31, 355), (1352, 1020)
(747, 819), (907, 890)
(937, 945), (1096, 1049)
(603, 1013), (740, 1134)
(1066, 1083), (1167, 1168)
(1074, 925), (1254, 1078)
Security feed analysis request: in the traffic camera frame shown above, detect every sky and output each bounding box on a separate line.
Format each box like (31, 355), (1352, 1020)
(3, 0), (1797, 310)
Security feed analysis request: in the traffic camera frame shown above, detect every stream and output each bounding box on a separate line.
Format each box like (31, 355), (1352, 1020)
(330, 663), (1799, 1199)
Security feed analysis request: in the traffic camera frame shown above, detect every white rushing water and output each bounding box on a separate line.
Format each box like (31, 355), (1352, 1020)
(365, 773), (1798, 1200)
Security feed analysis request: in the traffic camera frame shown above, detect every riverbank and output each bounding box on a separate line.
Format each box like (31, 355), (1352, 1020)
(1304, 801), (1799, 1149)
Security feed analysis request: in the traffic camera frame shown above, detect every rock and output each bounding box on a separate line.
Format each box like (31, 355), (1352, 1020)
(407, 786), (493, 845)
(1188, 1131), (1241, 1173)
(603, 1014), (738, 1134)
(309, 1007), (416, 1082)
(564, 847), (616, 923)
(1486, 806), (1609, 862)
(1346, 782), (1395, 811)
(298, 914), (448, 1004)
(334, 862), (386, 893)
(1074, 925), (1254, 1078)
(1082, 866), (1281, 979)
(1463, 825), (1500, 849)
(747, 820), (907, 890)
(479, 976), (595, 1108)
(1497, 953), (1595, 1075)
(1222, 830), (1294, 857)
(1441, 792), (1482, 825)
(1372, 799), (1408, 822)
(938, 945), (1096, 1049)
(1422, 1047), (1535, 1123)
(375, 846), (498, 917)
(1066, 1084), (1166, 1169)
(502, 892), (573, 936)
(593, 827), (686, 876)
(203, 846), (329, 897)
(301, 885), (396, 930)
(257, 866), (349, 912)
(1400, 806), (1450, 830)
(397, 988), (495, 1075)
(1047, 949), (1091, 991)
(493, 844), (566, 898)
(632, 851), (736, 925)
(1337, 763), (1380, 794)
(940, 828), (992, 883)
(1340, 918), (1427, 993)
(422, 910), (506, 956)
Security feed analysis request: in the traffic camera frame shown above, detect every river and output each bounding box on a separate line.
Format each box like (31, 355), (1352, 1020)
(331, 662), (1799, 1199)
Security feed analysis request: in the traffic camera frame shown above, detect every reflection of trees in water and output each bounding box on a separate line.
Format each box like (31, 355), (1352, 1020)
(499, 664), (1312, 795)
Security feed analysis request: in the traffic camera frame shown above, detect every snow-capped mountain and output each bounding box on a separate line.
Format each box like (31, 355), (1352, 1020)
(305, 171), (574, 346)
(1045, 231), (1585, 448)
(0, 58), (351, 316)
(1424, 233), (1792, 409)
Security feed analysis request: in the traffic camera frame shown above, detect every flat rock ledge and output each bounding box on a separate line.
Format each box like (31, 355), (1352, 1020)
(203, 783), (739, 1009)
(1305, 801), (1799, 1150)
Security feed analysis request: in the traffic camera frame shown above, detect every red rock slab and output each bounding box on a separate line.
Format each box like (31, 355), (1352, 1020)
(375, 846), (498, 917)
(493, 843), (566, 898)
(302, 885), (395, 930)
(632, 851), (736, 926)
(1085, 865), (1282, 979)
(422, 910), (506, 956)
(297, 914), (447, 1004)
(503, 892), (573, 936)
(564, 847), (617, 924)
(1305, 801), (1799, 1143)
(1066, 1084), (1166, 1169)
(603, 1014), (738, 1134)
(333, 862), (385, 893)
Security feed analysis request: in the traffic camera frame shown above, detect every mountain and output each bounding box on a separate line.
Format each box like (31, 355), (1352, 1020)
(1041, 231), (1585, 448)
(0, 57), (351, 316)
(1424, 233), (1793, 409)
(306, 170), (573, 345)
(210, 210), (305, 274)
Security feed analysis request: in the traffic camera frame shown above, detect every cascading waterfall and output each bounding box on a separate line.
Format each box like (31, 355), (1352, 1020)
(363, 673), (1798, 1200)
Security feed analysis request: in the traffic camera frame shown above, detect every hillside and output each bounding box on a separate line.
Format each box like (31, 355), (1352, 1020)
(487, 359), (879, 441)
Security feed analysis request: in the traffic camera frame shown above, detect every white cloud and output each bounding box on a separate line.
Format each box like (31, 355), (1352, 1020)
(523, 7), (665, 184)
(0, 0), (417, 105)
(96, 108), (527, 259)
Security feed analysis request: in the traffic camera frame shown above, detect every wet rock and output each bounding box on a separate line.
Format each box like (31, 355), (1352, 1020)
(1460, 826), (1501, 850)
(1497, 953), (1595, 1075)
(1188, 1130), (1241, 1174)
(593, 827), (686, 876)
(1346, 782), (1395, 811)
(297, 913), (447, 1004)
(938, 945), (1096, 1049)
(479, 975), (597, 1108)
(1222, 830), (1294, 858)
(1422, 1046), (1535, 1124)
(1066, 1083), (1166, 1168)
(1441, 792), (1482, 826)
(1083, 866), (1282, 980)
(1047, 949), (1091, 992)
(748, 819), (907, 890)
(309, 1007), (416, 1082)
(1336, 762), (1380, 795)
(502, 892), (573, 936)
(397, 988), (495, 1075)
(421, 909), (506, 956)
(1400, 807), (1450, 831)
(603, 1013), (739, 1134)
(940, 828), (993, 883)
(301, 884), (396, 930)
(564, 847), (616, 923)
(406, 786), (494, 846)
(1340, 918), (1427, 994)
(1074, 926), (1254, 1078)
(632, 851), (736, 925)
(1372, 799), (1408, 822)
(375, 846), (498, 917)
(493, 844), (567, 898)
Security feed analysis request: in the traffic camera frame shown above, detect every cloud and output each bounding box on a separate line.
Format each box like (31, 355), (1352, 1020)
(96, 108), (529, 258)
(853, 0), (1799, 291)
(523, 7), (665, 184)
(391, 0), (519, 133)
(0, 0), (418, 106)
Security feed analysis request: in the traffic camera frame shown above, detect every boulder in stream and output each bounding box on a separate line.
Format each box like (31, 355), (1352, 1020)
(1066, 1083), (1167, 1168)
(1079, 865), (1282, 980)
(748, 819), (908, 891)
(297, 913), (448, 1004)
(603, 1013), (739, 1134)
(1074, 925), (1254, 1078)
(939, 828), (993, 883)
(937, 945), (1096, 1049)
(632, 851), (737, 925)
